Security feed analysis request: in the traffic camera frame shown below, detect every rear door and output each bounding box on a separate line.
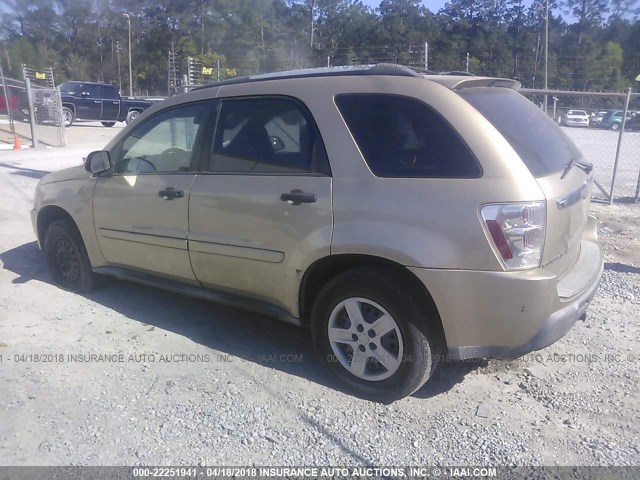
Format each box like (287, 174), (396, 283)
(188, 96), (332, 312)
(459, 87), (592, 276)
(99, 85), (120, 121)
(93, 101), (212, 282)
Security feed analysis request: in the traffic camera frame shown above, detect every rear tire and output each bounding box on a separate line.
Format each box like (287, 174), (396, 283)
(44, 219), (98, 293)
(101, 121), (115, 127)
(126, 110), (140, 125)
(62, 107), (74, 127)
(311, 267), (440, 402)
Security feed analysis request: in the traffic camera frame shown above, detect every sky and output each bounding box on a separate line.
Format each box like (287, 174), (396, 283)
(359, 0), (581, 23)
(362, 0), (450, 13)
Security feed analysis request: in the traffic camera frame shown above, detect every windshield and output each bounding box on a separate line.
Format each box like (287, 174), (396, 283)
(459, 87), (582, 177)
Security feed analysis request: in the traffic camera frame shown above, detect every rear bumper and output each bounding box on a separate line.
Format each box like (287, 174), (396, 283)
(448, 255), (603, 359)
(409, 240), (603, 360)
(564, 120), (589, 127)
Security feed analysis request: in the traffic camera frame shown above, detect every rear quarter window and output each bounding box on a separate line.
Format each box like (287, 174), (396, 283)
(459, 87), (582, 177)
(335, 94), (481, 178)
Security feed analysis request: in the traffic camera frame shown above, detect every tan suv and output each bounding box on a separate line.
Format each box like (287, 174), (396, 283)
(31, 65), (603, 402)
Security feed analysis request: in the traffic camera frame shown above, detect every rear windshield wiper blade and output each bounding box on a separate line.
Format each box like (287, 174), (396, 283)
(575, 161), (593, 175)
(561, 158), (593, 179)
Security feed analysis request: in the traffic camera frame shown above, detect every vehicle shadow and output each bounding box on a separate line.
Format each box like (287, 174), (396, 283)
(605, 262), (640, 274)
(1, 241), (481, 401)
(69, 122), (124, 128)
(414, 359), (486, 399)
(0, 163), (50, 180)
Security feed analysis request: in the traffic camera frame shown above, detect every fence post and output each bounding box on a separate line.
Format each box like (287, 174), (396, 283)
(609, 87), (632, 205)
(0, 63), (15, 135)
(24, 77), (39, 149)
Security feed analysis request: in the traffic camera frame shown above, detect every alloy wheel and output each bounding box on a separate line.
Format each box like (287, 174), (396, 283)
(327, 297), (404, 381)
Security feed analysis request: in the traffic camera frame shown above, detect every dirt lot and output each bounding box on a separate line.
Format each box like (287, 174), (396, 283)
(0, 146), (639, 467)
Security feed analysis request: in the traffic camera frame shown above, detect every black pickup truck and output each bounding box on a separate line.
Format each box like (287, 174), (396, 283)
(58, 81), (157, 127)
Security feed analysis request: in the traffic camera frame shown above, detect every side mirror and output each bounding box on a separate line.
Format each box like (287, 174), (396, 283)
(270, 136), (285, 152)
(84, 151), (111, 176)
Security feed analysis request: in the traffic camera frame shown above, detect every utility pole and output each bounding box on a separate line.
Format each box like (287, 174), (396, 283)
(309, 0), (316, 48)
(466, 52), (470, 73)
(168, 42), (178, 96)
(115, 40), (122, 92)
(424, 42), (428, 70)
(544, 0), (549, 114)
(123, 13), (133, 97)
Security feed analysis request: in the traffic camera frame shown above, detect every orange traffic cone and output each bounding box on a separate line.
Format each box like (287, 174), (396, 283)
(13, 135), (21, 151)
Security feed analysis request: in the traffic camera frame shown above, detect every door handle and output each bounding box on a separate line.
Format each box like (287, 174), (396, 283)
(94, 100), (101, 103)
(280, 189), (317, 206)
(158, 187), (184, 200)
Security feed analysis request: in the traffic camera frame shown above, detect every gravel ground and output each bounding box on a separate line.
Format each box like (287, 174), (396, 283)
(0, 148), (639, 467)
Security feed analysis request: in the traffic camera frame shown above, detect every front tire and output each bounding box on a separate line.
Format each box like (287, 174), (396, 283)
(611, 123), (620, 131)
(101, 121), (115, 127)
(44, 219), (98, 293)
(311, 268), (440, 402)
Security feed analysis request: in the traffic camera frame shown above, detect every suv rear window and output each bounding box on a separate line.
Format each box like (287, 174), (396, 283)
(335, 94), (481, 178)
(459, 87), (582, 177)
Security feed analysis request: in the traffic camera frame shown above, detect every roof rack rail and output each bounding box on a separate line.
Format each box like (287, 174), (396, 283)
(191, 63), (422, 91)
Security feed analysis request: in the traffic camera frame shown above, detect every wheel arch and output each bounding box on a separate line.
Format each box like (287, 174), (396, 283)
(61, 103), (76, 116)
(299, 254), (446, 348)
(37, 205), (80, 248)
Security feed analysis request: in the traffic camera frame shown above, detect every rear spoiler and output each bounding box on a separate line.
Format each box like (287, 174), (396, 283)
(424, 76), (521, 91)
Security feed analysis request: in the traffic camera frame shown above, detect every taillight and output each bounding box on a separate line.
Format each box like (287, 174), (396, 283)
(481, 202), (546, 270)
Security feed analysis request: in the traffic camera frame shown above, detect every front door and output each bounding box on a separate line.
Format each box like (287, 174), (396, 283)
(93, 101), (211, 282)
(188, 97), (333, 313)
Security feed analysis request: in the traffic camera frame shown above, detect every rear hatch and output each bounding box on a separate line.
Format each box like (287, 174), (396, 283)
(457, 86), (592, 278)
(566, 110), (587, 122)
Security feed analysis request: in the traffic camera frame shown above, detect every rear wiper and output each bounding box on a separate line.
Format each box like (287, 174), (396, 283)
(561, 159), (593, 179)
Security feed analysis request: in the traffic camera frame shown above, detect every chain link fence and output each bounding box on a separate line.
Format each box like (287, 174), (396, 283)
(31, 82), (66, 147)
(521, 88), (640, 204)
(0, 68), (65, 150)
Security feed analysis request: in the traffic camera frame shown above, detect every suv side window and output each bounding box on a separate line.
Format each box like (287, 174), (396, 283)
(99, 86), (118, 99)
(83, 85), (100, 98)
(209, 97), (326, 174)
(335, 94), (481, 178)
(115, 103), (206, 174)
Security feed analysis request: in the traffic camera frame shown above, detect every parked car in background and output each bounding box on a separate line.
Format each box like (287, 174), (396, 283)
(0, 85), (29, 121)
(599, 110), (632, 130)
(59, 81), (156, 127)
(589, 110), (608, 128)
(561, 109), (590, 127)
(625, 112), (640, 131)
(32, 65), (603, 402)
